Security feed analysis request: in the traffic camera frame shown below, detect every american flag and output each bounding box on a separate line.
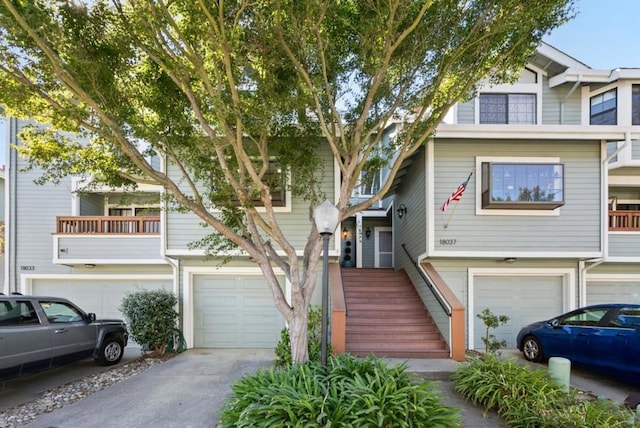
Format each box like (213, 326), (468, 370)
(440, 171), (473, 212)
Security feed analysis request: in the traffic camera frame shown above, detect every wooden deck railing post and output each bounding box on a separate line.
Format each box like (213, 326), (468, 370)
(329, 262), (346, 355)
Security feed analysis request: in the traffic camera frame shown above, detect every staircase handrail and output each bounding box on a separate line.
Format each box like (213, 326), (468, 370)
(401, 244), (451, 316)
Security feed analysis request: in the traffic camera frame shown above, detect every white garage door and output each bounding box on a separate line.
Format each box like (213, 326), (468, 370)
(193, 274), (284, 348)
(31, 279), (171, 320)
(473, 276), (563, 349)
(587, 281), (640, 305)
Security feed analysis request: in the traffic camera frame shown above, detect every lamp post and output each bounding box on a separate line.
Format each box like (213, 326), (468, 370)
(313, 200), (340, 366)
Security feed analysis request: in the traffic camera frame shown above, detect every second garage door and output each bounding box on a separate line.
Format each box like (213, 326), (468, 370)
(587, 281), (640, 305)
(473, 275), (564, 349)
(193, 274), (285, 348)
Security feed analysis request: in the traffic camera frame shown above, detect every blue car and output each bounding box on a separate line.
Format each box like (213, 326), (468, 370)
(516, 304), (640, 384)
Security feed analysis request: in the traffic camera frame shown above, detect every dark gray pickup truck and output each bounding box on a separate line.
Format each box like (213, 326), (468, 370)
(0, 295), (128, 379)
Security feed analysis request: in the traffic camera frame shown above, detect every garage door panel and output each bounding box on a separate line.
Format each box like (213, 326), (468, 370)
(193, 274), (284, 348)
(474, 276), (563, 349)
(587, 282), (640, 305)
(32, 280), (169, 320)
(31, 279), (171, 347)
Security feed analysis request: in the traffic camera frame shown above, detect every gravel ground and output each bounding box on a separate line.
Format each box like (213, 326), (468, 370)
(0, 356), (167, 428)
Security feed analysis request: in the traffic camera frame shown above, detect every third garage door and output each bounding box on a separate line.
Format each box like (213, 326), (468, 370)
(193, 274), (285, 348)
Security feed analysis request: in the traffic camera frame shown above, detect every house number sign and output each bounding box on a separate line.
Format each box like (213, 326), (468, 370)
(20, 265), (35, 271)
(439, 239), (457, 246)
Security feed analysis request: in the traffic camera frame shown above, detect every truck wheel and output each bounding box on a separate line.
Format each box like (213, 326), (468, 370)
(96, 336), (124, 366)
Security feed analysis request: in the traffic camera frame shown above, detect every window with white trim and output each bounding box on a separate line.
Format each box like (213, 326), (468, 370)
(353, 170), (381, 197)
(479, 93), (537, 124)
(590, 88), (617, 125)
(481, 162), (564, 210)
(230, 159), (288, 207)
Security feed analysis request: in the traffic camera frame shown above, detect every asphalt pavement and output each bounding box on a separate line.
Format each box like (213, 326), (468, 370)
(0, 348), (637, 428)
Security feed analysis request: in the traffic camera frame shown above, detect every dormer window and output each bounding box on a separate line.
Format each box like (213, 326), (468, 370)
(590, 88), (617, 125)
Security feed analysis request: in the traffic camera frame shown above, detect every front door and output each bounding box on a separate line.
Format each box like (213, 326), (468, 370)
(375, 227), (393, 268)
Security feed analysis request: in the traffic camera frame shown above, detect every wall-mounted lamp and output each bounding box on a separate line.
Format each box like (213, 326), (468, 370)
(503, 257), (517, 264)
(365, 227), (371, 239)
(396, 204), (407, 219)
(342, 228), (348, 240)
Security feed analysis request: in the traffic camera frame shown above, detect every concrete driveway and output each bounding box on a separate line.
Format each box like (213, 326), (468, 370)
(0, 346), (143, 411)
(3, 348), (638, 428)
(24, 348), (276, 428)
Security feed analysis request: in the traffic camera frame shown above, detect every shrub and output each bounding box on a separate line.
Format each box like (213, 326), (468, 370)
(219, 354), (460, 427)
(119, 289), (180, 355)
(452, 356), (636, 427)
(274, 306), (327, 367)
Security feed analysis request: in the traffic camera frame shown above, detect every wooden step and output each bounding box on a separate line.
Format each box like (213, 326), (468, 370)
(341, 268), (449, 359)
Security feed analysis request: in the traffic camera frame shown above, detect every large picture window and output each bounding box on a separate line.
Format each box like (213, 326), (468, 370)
(479, 93), (536, 124)
(481, 162), (564, 210)
(590, 88), (617, 125)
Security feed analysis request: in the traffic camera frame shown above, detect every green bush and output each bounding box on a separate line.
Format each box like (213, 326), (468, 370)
(119, 289), (180, 355)
(219, 354), (460, 427)
(452, 356), (636, 427)
(274, 306), (327, 367)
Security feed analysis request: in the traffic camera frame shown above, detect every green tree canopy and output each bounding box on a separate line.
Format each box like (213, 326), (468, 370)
(0, 0), (574, 362)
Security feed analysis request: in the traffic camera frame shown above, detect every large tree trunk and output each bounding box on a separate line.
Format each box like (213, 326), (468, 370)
(289, 304), (310, 363)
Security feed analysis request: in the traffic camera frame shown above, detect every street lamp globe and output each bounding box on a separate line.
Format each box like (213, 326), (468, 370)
(314, 200), (340, 234)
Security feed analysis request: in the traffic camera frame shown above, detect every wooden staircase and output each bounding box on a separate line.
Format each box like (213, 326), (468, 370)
(342, 268), (450, 359)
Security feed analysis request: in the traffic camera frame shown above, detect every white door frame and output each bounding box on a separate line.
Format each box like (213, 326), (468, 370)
(374, 227), (393, 268)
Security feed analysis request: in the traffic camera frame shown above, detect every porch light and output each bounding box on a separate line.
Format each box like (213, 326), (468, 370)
(365, 227), (371, 239)
(313, 200), (340, 366)
(342, 228), (348, 240)
(396, 204), (407, 219)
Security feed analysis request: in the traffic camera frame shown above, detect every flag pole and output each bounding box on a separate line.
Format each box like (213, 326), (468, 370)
(444, 199), (460, 229)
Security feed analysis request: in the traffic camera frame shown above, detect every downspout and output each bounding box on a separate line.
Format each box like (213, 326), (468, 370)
(579, 132), (632, 305)
(7, 118), (18, 294)
(159, 154), (183, 343)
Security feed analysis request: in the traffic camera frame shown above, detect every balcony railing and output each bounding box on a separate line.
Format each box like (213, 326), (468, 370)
(56, 216), (160, 235)
(609, 211), (640, 231)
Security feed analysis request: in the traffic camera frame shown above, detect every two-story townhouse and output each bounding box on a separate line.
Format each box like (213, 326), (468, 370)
(341, 42), (640, 356)
(2, 118), (330, 350)
(3, 118), (174, 325)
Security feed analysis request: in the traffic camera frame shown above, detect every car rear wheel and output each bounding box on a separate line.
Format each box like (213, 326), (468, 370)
(522, 335), (544, 362)
(96, 336), (124, 366)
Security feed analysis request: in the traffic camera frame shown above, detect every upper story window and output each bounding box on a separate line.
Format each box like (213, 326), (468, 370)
(230, 159), (287, 207)
(353, 170), (381, 197)
(481, 162), (564, 210)
(479, 94), (537, 124)
(590, 88), (617, 125)
(633, 85), (640, 125)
